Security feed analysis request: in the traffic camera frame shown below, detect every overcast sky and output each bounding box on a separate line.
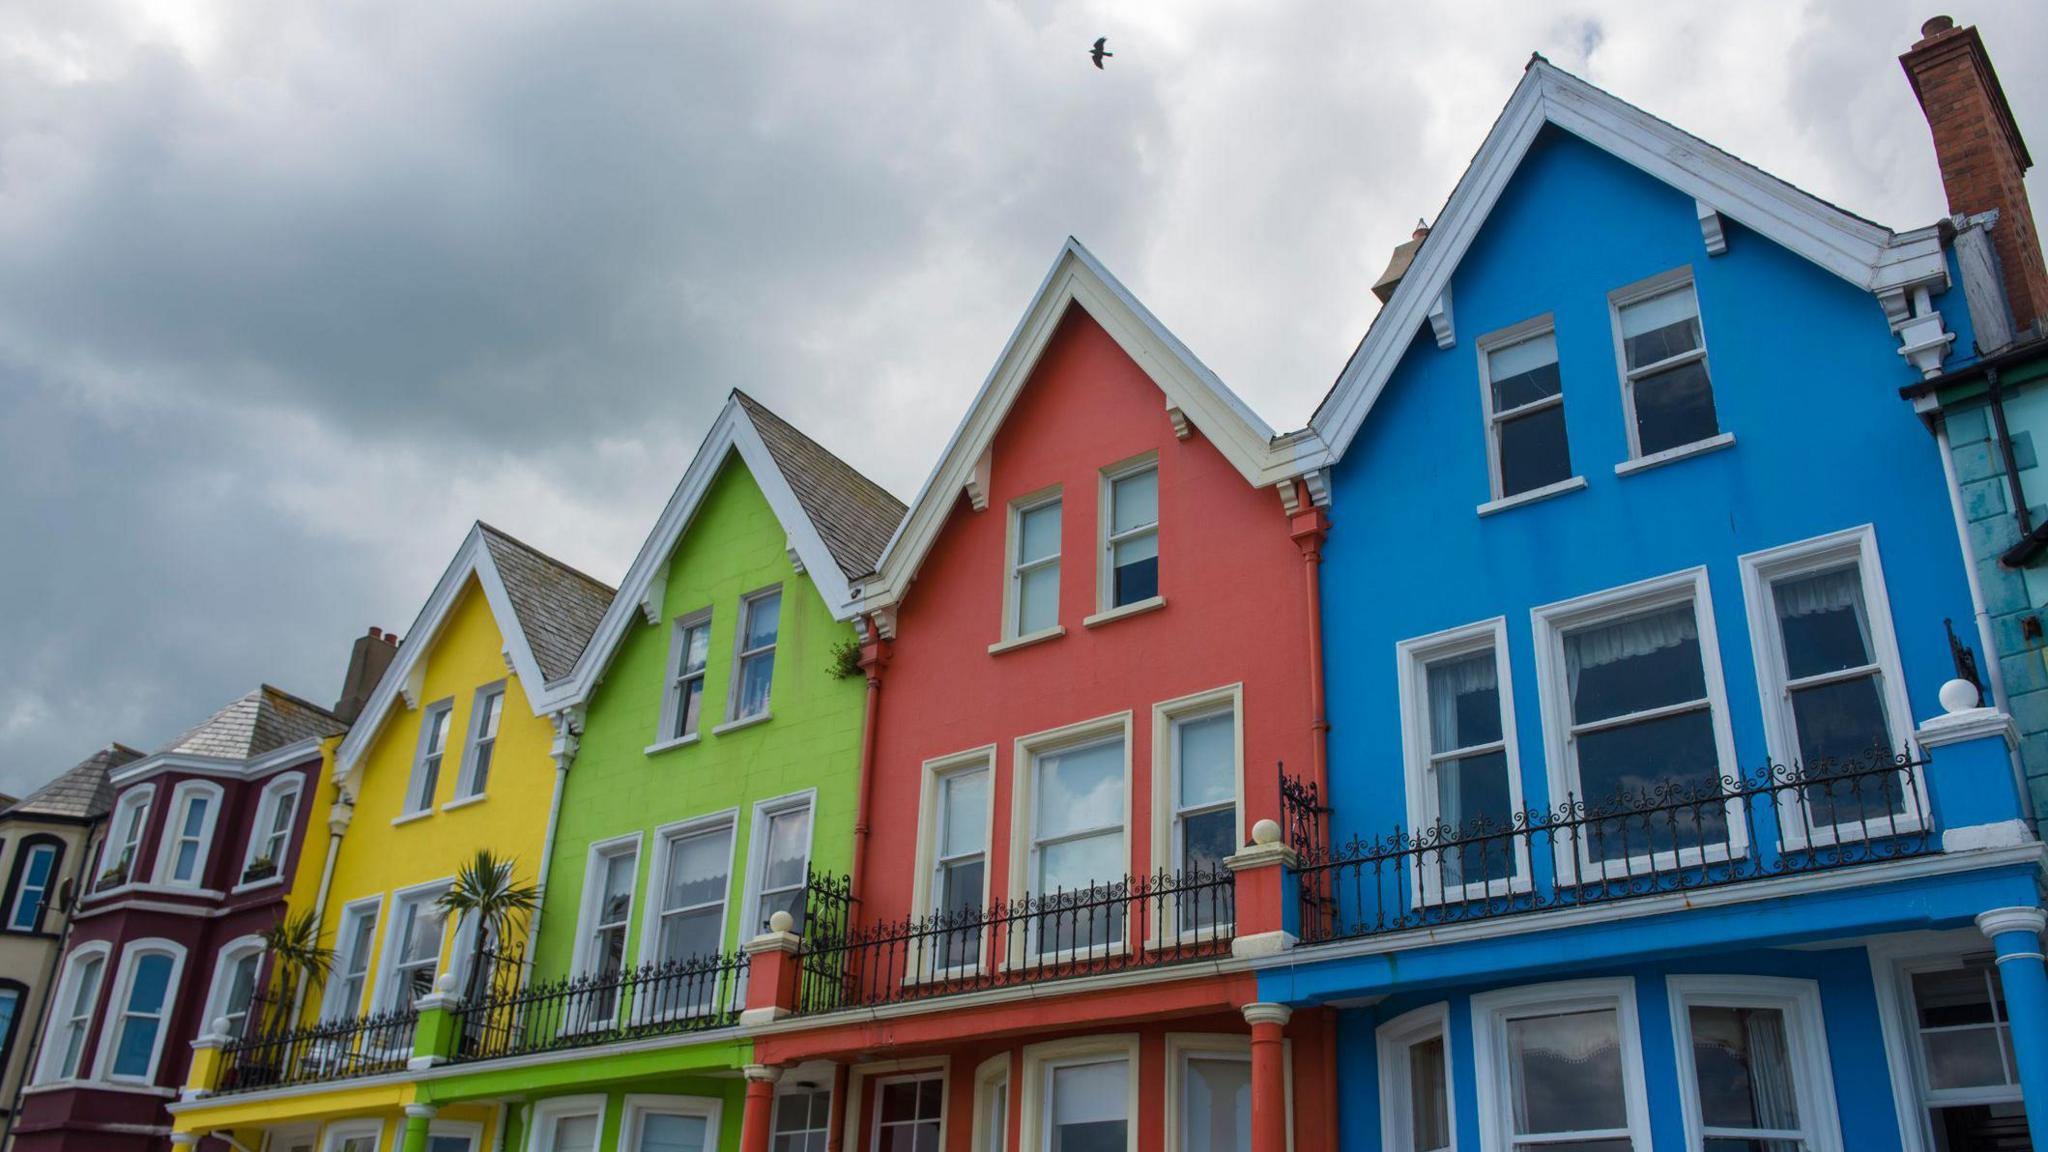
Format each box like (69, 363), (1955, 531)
(2, 0), (2044, 798)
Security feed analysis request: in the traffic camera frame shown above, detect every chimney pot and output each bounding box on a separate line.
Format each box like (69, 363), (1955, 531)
(368, 627), (382, 641)
(1920, 15), (1955, 40)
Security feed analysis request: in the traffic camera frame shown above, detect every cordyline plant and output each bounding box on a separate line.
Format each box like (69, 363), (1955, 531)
(259, 909), (331, 1034)
(436, 849), (540, 1003)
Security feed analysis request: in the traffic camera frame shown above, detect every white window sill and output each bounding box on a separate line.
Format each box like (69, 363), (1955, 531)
(712, 712), (773, 737)
(645, 733), (702, 756)
(390, 809), (434, 828)
(1082, 596), (1167, 629)
(1614, 431), (1735, 476)
(1476, 475), (1587, 517)
(230, 875), (285, 896)
(988, 626), (1066, 655)
(440, 793), (488, 814)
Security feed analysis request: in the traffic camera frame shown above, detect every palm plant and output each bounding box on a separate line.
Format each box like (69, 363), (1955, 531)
(436, 849), (540, 1003)
(259, 909), (332, 1034)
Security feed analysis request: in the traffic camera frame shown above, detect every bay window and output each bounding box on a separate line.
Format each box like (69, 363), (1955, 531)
(1048, 1058), (1128, 1152)
(102, 940), (185, 1082)
(103, 787), (152, 887)
(1473, 979), (1651, 1152)
(327, 900), (379, 1019)
(158, 780), (223, 887)
(1667, 976), (1841, 1152)
(39, 944), (106, 1081)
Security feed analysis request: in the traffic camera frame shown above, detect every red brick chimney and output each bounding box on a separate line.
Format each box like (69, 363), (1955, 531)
(333, 625), (401, 725)
(1901, 15), (2048, 334)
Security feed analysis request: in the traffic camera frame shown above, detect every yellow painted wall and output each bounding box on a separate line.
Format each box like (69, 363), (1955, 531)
(314, 575), (559, 1019)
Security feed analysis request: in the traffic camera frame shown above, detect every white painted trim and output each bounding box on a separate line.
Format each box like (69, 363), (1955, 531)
(1665, 974), (1843, 1152)
(454, 680), (507, 802)
(1083, 597), (1167, 629)
(988, 627), (1066, 656)
(93, 936), (189, 1084)
(1470, 977), (1651, 1152)
(637, 809), (739, 967)
(1309, 60), (1952, 465)
(401, 698), (455, 818)
(1942, 819), (2034, 852)
(710, 712), (774, 737)
(1530, 565), (1746, 880)
(656, 607), (715, 746)
(910, 746), (999, 982)
(1866, 931), (2025, 1152)
(971, 1053), (1011, 1152)
(524, 1094), (608, 1152)
(567, 832), (643, 982)
(740, 789), (817, 941)
(1475, 476), (1586, 518)
(1738, 525), (1926, 848)
(426, 1119), (485, 1152)
(36, 940), (111, 1082)
(838, 1056), (953, 1152)
(1018, 1035), (1142, 1152)
(1395, 618), (1532, 907)
(618, 1093), (724, 1152)
(98, 785), (155, 888)
(153, 779), (225, 889)
(1149, 684), (1246, 933)
(867, 1068), (951, 1152)
(1376, 1003), (1453, 1152)
(1613, 431), (1735, 476)
(107, 739), (327, 789)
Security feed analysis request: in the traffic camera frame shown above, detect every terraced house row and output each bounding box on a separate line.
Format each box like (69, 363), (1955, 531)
(5, 15), (2048, 1152)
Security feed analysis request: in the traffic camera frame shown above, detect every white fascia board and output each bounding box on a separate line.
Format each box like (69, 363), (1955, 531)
(1310, 61), (1938, 463)
(858, 238), (1294, 611)
(107, 741), (326, 789)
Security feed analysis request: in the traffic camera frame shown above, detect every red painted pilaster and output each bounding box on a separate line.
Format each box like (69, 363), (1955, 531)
(1245, 1003), (1292, 1152)
(742, 1065), (783, 1152)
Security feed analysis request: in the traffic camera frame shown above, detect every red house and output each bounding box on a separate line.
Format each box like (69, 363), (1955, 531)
(748, 241), (1334, 1152)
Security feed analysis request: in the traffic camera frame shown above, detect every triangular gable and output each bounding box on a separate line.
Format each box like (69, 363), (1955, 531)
(1307, 59), (1956, 463)
(857, 238), (1310, 615)
(334, 523), (603, 775)
(537, 393), (898, 710)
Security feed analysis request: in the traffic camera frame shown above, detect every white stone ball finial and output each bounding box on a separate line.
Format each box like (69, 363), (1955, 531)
(1939, 677), (1981, 714)
(768, 909), (795, 935)
(435, 971), (458, 995)
(1251, 818), (1281, 847)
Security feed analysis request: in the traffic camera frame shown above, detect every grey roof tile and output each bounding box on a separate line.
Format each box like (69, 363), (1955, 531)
(160, 686), (347, 760)
(4, 743), (143, 821)
(734, 391), (908, 580)
(479, 524), (616, 683)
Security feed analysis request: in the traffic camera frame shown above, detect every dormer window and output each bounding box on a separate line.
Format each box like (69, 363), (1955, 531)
(157, 781), (223, 888)
(1612, 272), (1718, 460)
(1478, 320), (1572, 501)
(102, 788), (152, 889)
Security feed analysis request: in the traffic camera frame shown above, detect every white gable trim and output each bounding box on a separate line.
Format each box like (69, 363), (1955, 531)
(857, 238), (1305, 611)
(533, 396), (859, 713)
(332, 526), (556, 777)
(1308, 61), (1955, 463)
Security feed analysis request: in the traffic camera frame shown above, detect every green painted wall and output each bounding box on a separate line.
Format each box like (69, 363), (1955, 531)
(539, 452), (867, 982)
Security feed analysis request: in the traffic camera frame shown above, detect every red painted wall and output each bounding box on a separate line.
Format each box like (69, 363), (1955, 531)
(864, 302), (1315, 932)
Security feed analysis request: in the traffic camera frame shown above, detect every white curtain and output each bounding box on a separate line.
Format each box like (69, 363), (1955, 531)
(1564, 605), (1697, 701)
(1427, 654), (1497, 845)
(1744, 1008), (1800, 1133)
(1775, 566), (1873, 662)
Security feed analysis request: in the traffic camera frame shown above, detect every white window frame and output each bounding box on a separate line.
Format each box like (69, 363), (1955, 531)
(324, 895), (384, 1020)
(94, 936), (188, 1083)
(1008, 712), (1134, 965)
(154, 779), (225, 888)
(1607, 267), (1721, 464)
(1870, 935), (2029, 1152)
(199, 934), (266, 1043)
(1739, 526), (1924, 848)
(870, 1070), (948, 1152)
(570, 833), (643, 981)
(1097, 454), (1161, 615)
(911, 747), (997, 980)
(1018, 1035), (1140, 1152)
(1002, 487), (1065, 644)
(1471, 977), (1652, 1152)
(620, 1093), (724, 1152)
(102, 786), (154, 887)
(1476, 314), (1575, 503)
(243, 773), (304, 884)
(1163, 1033), (1277, 1152)
(262, 1122), (320, 1152)
(1377, 1004), (1453, 1152)
(321, 1118), (388, 1152)
(405, 699), (456, 817)
(1149, 685), (1244, 940)
(426, 1120), (485, 1152)
(658, 608), (715, 746)
(725, 585), (783, 725)
(1397, 619), (1532, 907)
(37, 940), (110, 1082)
(773, 1083), (837, 1152)
(972, 1053), (1012, 1152)
(637, 810), (738, 969)
(1530, 567), (1746, 882)
(8, 841), (62, 931)
(525, 1095), (607, 1152)
(742, 790), (815, 938)
(1666, 974), (1843, 1152)
(371, 879), (455, 1017)
(455, 681), (507, 802)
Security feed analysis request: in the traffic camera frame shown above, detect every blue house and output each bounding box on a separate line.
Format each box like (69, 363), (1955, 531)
(1254, 42), (2047, 1152)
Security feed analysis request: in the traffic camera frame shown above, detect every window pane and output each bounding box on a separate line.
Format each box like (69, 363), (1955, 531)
(1037, 741), (1124, 839)
(1577, 711), (1728, 860)
(763, 809), (811, 890)
(1775, 568), (1874, 679)
(1915, 965), (2001, 1029)
(881, 1079), (923, 1123)
(1688, 1006), (1798, 1132)
(1632, 359), (1717, 456)
(1019, 502), (1061, 564)
(1930, 1102), (2032, 1151)
(1182, 1057), (1250, 1152)
(1620, 288), (1702, 368)
(600, 852), (636, 921)
(941, 770), (989, 858)
(549, 1114), (600, 1152)
(112, 953), (173, 1077)
(684, 622), (712, 674)
(1180, 808), (1235, 874)
(639, 1113), (709, 1152)
(1019, 564), (1060, 634)
(1433, 750), (1515, 884)
(1408, 1036), (1450, 1152)
(1566, 605), (1705, 723)
(1506, 1009), (1628, 1135)
(1488, 333), (1560, 410)
(1426, 651), (1501, 754)
(1111, 534), (1159, 607)
(659, 906), (724, 962)
(1040, 833), (1123, 895)
(666, 832), (730, 910)
(1052, 1060), (1128, 1152)
(940, 860), (985, 916)
(736, 652), (775, 717)
(744, 593), (782, 650)
(1788, 675), (1893, 766)
(428, 1137), (474, 1152)
(679, 677), (706, 737)
(1178, 713), (1235, 809)
(1497, 404), (1571, 497)
(1112, 468), (1157, 535)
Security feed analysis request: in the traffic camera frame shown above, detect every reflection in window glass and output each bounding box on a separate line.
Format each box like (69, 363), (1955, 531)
(1180, 1057), (1250, 1152)
(1051, 1059), (1128, 1152)
(1504, 1009), (1633, 1151)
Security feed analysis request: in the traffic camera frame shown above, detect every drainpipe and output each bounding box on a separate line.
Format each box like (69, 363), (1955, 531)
(1936, 420), (2014, 714)
(292, 780), (353, 1022)
(521, 711), (580, 984)
(1288, 481), (1332, 798)
(848, 616), (891, 899)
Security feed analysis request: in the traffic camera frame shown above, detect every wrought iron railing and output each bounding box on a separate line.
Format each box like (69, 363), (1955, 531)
(1280, 765), (1332, 940)
(210, 1007), (419, 1093)
(1297, 748), (1934, 945)
(795, 865), (1234, 1015)
(451, 949), (748, 1062)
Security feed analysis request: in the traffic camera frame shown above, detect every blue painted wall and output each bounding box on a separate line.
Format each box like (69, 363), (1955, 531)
(1315, 124), (1984, 856)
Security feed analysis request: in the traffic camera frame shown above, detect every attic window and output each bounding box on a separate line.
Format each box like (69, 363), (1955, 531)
(1478, 319), (1573, 501)
(1612, 273), (1719, 460)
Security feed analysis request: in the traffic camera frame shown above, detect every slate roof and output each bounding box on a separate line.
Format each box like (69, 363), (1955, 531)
(4, 743), (143, 822)
(479, 524), (616, 683)
(735, 391), (908, 580)
(161, 686), (348, 760)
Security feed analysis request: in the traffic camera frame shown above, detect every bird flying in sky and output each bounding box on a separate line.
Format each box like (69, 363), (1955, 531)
(1090, 37), (1113, 69)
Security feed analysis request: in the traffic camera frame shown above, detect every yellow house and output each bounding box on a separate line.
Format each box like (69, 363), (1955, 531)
(170, 523), (613, 1152)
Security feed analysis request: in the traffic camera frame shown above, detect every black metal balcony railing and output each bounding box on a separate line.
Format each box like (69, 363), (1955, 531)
(210, 1007), (419, 1094)
(1297, 748), (1934, 946)
(795, 865), (1235, 1015)
(452, 949), (748, 1062)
